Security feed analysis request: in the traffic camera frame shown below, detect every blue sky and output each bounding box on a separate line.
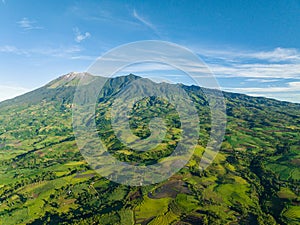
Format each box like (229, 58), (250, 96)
(0, 0), (300, 102)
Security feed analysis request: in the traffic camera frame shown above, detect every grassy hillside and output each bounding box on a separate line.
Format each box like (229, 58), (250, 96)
(0, 73), (299, 224)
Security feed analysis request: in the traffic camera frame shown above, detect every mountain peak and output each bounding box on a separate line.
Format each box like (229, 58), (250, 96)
(46, 72), (93, 88)
(64, 72), (86, 79)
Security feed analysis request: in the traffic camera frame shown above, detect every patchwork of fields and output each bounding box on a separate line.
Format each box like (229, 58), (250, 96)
(0, 74), (299, 224)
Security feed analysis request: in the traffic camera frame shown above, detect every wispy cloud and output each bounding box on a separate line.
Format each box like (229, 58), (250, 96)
(223, 81), (300, 103)
(246, 78), (280, 83)
(2, 0), (6, 4)
(189, 46), (300, 80)
(68, 4), (139, 27)
(133, 9), (159, 36)
(225, 81), (300, 93)
(73, 27), (91, 43)
(207, 63), (300, 79)
(0, 44), (83, 59)
(247, 48), (300, 62)
(17, 17), (43, 30)
(32, 45), (82, 58)
(197, 47), (300, 63)
(0, 45), (27, 55)
(118, 63), (174, 74)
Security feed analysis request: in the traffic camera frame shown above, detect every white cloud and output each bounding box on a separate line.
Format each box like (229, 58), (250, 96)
(133, 9), (159, 36)
(0, 45), (83, 59)
(249, 48), (300, 62)
(207, 63), (300, 79)
(246, 78), (280, 83)
(17, 17), (43, 30)
(0, 85), (30, 102)
(186, 47), (300, 80)
(70, 55), (97, 60)
(197, 47), (300, 63)
(118, 63), (175, 73)
(224, 82), (300, 93)
(0, 45), (27, 55)
(223, 81), (300, 102)
(32, 45), (82, 57)
(73, 27), (91, 43)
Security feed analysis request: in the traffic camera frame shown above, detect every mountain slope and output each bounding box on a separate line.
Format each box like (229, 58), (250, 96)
(0, 73), (299, 225)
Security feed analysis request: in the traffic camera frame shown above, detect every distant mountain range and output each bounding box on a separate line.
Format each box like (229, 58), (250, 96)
(0, 73), (299, 225)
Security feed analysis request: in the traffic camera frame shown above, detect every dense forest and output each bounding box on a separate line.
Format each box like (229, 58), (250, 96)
(0, 73), (299, 224)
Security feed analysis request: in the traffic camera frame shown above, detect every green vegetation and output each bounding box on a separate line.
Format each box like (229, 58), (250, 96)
(0, 73), (299, 224)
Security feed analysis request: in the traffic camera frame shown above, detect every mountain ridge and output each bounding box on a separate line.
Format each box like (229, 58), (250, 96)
(1, 72), (300, 109)
(0, 72), (299, 224)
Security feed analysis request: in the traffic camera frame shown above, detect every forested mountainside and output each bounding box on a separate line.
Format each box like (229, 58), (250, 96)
(0, 73), (299, 225)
